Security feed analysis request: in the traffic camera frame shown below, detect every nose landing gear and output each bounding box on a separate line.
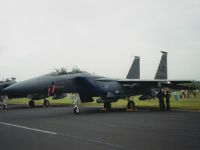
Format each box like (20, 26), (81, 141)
(74, 106), (80, 114)
(72, 93), (80, 114)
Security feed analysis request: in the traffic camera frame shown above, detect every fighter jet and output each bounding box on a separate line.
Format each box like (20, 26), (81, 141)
(2, 56), (140, 111)
(3, 52), (193, 114)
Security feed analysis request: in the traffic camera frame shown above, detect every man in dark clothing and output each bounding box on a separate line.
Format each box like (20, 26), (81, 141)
(165, 91), (171, 111)
(157, 89), (165, 111)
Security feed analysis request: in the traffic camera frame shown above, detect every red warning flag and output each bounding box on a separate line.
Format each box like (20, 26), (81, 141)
(48, 87), (50, 97)
(52, 84), (55, 94)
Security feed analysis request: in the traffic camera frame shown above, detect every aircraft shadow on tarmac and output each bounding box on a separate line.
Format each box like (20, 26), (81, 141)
(0, 104), (161, 114)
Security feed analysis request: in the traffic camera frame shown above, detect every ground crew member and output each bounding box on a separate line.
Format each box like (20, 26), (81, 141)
(165, 91), (170, 111)
(157, 89), (165, 111)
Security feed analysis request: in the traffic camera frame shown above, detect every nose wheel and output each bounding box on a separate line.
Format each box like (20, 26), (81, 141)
(74, 106), (80, 114)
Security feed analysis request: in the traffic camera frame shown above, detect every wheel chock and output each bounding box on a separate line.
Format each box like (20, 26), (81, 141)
(101, 108), (107, 112)
(126, 108), (133, 112)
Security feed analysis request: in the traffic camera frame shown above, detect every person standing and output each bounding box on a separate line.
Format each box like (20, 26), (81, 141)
(166, 91), (171, 111)
(174, 91), (178, 101)
(193, 90), (197, 98)
(186, 90), (190, 99)
(196, 89), (199, 95)
(157, 89), (165, 111)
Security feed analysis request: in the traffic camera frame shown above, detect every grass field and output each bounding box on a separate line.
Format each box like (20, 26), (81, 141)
(4, 93), (200, 111)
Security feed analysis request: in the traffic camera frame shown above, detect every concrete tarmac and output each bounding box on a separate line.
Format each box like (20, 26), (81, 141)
(0, 105), (200, 150)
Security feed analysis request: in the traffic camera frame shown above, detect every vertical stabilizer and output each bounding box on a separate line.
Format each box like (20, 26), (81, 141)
(154, 51), (168, 80)
(126, 56), (140, 79)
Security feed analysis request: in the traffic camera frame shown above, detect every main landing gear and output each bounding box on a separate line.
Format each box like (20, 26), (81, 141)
(127, 97), (135, 112)
(28, 99), (50, 108)
(103, 102), (111, 110)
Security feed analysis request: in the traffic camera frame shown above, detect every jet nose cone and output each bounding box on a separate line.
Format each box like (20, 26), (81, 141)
(3, 84), (17, 94)
(3, 83), (25, 98)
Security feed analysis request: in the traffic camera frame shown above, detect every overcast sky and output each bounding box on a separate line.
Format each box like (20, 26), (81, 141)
(0, 0), (200, 81)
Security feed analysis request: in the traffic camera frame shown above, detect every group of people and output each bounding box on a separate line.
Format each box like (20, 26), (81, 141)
(174, 89), (199, 100)
(157, 88), (199, 111)
(192, 89), (199, 98)
(157, 89), (171, 111)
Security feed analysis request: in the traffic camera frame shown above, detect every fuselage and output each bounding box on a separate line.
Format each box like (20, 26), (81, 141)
(3, 71), (155, 102)
(3, 72), (124, 100)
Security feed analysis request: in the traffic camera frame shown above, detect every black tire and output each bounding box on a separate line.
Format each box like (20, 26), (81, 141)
(3, 105), (7, 109)
(44, 100), (50, 107)
(74, 107), (80, 114)
(29, 100), (35, 108)
(127, 101), (135, 111)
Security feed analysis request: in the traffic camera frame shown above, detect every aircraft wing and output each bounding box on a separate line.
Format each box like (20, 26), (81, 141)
(95, 78), (194, 87)
(162, 80), (196, 90)
(167, 80), (193, 84)
(96, 78), (169, 83)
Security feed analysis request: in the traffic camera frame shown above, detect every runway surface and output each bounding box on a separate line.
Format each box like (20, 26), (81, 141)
(0, 105), (200, 150)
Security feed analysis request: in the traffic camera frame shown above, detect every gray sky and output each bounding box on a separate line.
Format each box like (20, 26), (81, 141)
(0, 0), (200, 81)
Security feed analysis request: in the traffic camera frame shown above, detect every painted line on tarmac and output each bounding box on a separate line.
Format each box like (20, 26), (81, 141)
(59, 133), (132, 150)
(81, 105), (102, 108)
(0, 121), (132, 150)
(0, 122), (58, 135)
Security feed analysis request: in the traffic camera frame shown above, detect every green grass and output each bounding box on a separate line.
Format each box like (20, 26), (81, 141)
(4, 93), (200, 111)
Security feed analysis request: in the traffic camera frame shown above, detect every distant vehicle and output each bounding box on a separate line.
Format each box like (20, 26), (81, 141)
(3, 52), (193, 114)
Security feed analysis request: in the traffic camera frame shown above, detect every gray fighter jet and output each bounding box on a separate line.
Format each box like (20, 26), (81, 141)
(3, 52), (192, 114)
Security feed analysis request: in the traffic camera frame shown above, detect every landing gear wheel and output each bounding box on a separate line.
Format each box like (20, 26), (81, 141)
(43, 100), (50, 107)
(3, 105), (7, 109)
(29, 100), (35, 108)
(127, 101), (135, 111)
(74, 107), (80, 114)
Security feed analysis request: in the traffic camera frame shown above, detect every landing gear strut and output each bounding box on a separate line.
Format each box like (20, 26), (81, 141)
(43, 99), (50, 107)
(127, 97), (135, 111)
(104, 102), (111, 110)
(29, 100), (35, 108)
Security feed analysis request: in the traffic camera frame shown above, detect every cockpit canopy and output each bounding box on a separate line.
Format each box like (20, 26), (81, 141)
(47, 67), (86, 76)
